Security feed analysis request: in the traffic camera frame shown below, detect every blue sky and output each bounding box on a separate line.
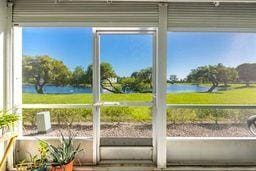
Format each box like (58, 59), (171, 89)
(23, 27), (256, 79)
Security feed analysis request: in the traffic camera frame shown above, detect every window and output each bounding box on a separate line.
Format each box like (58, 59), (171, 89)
(167, 32), (256, 137)
(22, 27), (93, 137)
(98, 33), (154, 138)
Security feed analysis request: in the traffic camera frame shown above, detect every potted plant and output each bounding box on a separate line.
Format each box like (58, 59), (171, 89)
(16, 141), (49, 171)
(30, 140), (49, 171)
(0, 110), (19, 137)
(16, 160), (28, 171)
(45, 133), (82, 171)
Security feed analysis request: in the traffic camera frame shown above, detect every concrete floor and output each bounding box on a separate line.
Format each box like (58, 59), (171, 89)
(74, 166), (256, 171)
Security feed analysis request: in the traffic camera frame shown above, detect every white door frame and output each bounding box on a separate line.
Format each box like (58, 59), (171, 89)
(92, 27), (159, 164)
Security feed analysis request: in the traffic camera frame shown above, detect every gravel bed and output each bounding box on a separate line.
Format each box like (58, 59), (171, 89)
(23, 122), (254, 137)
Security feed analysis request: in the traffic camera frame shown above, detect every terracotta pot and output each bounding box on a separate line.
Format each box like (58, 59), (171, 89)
(51, 160), (74, 171)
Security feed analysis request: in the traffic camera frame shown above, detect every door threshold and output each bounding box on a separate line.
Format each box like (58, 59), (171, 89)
(99, 159), (154, 165)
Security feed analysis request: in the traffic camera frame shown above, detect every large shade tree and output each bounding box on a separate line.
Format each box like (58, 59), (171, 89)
(169, 75), (179, 84)
(187, 63), (237, 92)
(23, 55), (71, 94)
(216, 64), (238, 87)
(236, 63), (256, 87)
(120, 67), (152, 93)
(71, 66), (87, 87)
(85, 62), (121, 93)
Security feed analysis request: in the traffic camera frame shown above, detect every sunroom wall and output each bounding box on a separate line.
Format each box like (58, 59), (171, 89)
(0, 1), (7, 170)
(0, 0), (7, 111)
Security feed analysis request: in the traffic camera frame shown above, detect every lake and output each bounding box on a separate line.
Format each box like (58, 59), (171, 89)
(23, 84), (211, 94)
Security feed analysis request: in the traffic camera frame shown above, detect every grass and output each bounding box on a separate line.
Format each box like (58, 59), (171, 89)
(23, 84), (256, 104)
(22, 84), (256, 124)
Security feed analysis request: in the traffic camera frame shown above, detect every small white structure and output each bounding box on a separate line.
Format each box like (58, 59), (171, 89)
(36, 111), (51, 134)
(108, 77), (117, 83)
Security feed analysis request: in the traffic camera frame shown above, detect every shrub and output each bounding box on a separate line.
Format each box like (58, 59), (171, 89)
(22, 108), (92, 126)
(101, 107), (134, 123)
(167, 108), (197, 124)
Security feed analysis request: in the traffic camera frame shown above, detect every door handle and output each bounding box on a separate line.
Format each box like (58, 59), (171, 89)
(93, 102), (120, 107)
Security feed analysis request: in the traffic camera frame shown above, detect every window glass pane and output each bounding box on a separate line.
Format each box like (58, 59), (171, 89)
(22, 27), (93, 104)
(167, 32), (256, 137)
(167, 108), (254, 137)
(167, 32), (256, 104)
(100, 34), (153, 102)
(98, 33), (153, 139)
(100, 106), (152, 138)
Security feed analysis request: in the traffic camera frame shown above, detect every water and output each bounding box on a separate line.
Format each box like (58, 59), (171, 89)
(22, 85), (92, 94)
(23, 84), (211, 94)
(167, 84), (211, 93)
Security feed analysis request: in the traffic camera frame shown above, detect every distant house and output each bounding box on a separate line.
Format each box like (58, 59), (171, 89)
(108, 77), (117, 83)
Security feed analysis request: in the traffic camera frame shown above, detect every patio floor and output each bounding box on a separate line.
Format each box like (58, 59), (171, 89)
(73, 166), (256, 171)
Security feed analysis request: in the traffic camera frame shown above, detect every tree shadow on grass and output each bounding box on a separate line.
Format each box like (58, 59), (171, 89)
(197, 91), (224, 94)
(234, 85), (256, 89)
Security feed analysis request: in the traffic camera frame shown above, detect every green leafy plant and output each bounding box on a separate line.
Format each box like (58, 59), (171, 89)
(16, 141), (49, 171)
(45, 133), (83, 166)
(16, 159), (28, 171)
(0, 110), (19, 133)
(31, 140), (49, 170)
(0, 112), (19, 128)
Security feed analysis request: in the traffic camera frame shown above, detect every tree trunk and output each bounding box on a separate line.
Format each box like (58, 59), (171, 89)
(224, 81), (228, 87)
(101, 78), (123, 94)
(35, 84), (44, 94)
(207, 82), (218, 93)
(246, 81), (250, 87)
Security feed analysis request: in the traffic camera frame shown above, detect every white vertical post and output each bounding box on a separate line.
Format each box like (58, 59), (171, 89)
(4, 1), (13, 111)
(156, 3), (168, 168)
(152, 32), (157, 163)
(0, 0), (7, 111)
(13, 27), (23, 136)
(93, 29), (101, 164)
(0, 2), (8, 170)
(5, 2), (15, 169)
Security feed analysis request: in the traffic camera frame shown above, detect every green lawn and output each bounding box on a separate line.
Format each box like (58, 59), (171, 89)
(23, 85), (256, 104)
(22, 85), (256, 124)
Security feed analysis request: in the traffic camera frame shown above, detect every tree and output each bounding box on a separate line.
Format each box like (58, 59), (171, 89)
(85, 62), (121, 93)
(22, 55), (71, 94)
(187, 65), (218, 93)
(131, 67), (152, 89)
(120, 67), (152, 93)
(71, 66), (86, 87)
(85, 64), (153, 93)
(187, 64), (238, 92)
(216, 64), (238, 87)
(119, 77), (137, 93)
(237, 63), (256, 87)
(169, 75), (178, 84)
